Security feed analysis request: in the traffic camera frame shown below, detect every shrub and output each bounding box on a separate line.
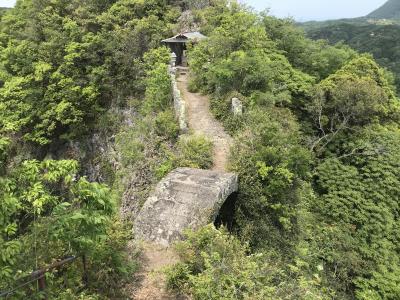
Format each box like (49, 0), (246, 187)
(142, 63), (172, 114)
(166, 225), (330, 300)
(176, 134), (213, 169)
(210, 91), (247, 135)
(230, 108), (312, 251)
(165, 225), (276, 300)
(155, 109), (180, 140)
(88, 219), (138, 298)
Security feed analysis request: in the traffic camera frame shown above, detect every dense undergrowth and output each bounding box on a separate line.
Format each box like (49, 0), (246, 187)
(165, 1), (400, 299)
(0, 0), (197, 298)
(306, 22), (400, 94)
(0, 1), (214, 297)
(1, 0), (400, 299)
(114, 47), (213, 217)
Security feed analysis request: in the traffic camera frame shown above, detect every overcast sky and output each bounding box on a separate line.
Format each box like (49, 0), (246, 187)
(0, 0), (388, 21)
(244, 0), (387, 21)
(0, 0), (14, 8)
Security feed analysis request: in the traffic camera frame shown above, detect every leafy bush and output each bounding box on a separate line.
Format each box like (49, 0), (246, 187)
(154, 134), (213, 179)
(229, 108), (312, 250)
(175, 134), (213, 169)
(141, 62), (173, 114)
(311, 126), (400, 297)
(87, 218), (138, 298)
(166, 225), (331, 300)
(155, 109), (180, 140)
(308, 56), (400, 154)
(0, 159), (134, 298)
(307, 22), (400, 92)
(209, 91), (247, 134)
(166, 225), (276, 300)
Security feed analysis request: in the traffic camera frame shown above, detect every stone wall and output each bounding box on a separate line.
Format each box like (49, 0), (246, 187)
(169, 60), (188, 132)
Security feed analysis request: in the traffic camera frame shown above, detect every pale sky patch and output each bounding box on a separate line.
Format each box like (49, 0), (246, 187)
(243, 0), (387, 21)
(0, 0), (389, 21)
(0, 0), (15, 8)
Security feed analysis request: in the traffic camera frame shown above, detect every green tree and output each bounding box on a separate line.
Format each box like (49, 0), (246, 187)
(308, 56), (400, 153)
(261, 14), (357, 80)
(0, 159), (117, 297)
(230, 108), (312, 250)
(312, 126), (400, 298)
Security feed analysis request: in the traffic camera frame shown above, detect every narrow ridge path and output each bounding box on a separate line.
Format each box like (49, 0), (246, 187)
(132, 243), (186, 300)
(177, 72), (233, 172)
(131, 71), (233, 299)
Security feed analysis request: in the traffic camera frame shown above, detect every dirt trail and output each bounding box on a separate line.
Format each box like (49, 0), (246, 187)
(177, 72), (233, 172)
(130, 243), (187, 300)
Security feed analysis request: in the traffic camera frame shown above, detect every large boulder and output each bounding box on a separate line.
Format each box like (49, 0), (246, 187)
(134, 168), (238, 247)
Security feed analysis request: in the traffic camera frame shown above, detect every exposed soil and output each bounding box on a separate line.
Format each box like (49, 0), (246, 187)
(177, 72), (233, 172)
(129, 243), (188, 300)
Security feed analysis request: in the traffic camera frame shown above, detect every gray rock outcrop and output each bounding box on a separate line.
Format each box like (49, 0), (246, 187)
(134, 168), (238, 247)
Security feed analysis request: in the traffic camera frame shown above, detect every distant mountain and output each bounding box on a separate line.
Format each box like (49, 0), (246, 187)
(368, 0), (400, 19)
(301, 0), (400, 30)
(301, 0), (400, 94)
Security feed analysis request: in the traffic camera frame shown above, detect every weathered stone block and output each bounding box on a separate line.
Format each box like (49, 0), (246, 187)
(134, 168), (238, 247)
(231, 97), (243, 116)
(169, 66), (188, 132)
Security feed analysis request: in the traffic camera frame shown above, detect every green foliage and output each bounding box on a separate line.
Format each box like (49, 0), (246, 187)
(187, 7), (274, 92)
(188, 10), (314, 99)
(230, 108), (312, 250)
(311, 126), (400, 298)
(0, 159), (134, 298)
(87, 218), (138, 297)
(262, 15), (357, 80)
(0, 0), (180, 297)
(0, 0), (178, 146)
(209, 92), (247, 134)
(2, 0), (400, 299)
(307, 21), (400, 93)
(113, 48), (180, 208)
(142, 63), (173, 114)
(166, 225), (275, 300)
(308, 56), (400, 153)
(155, 110), (180, 140)
(175, 134), (213, 169)
(184, 3), (400, 299)
(166, 225), (331, 300)
(155, 134), (213, 179)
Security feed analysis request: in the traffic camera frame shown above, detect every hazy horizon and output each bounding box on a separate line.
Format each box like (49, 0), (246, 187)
(0, 0), (389, 21)
(244, 0), (387, 21)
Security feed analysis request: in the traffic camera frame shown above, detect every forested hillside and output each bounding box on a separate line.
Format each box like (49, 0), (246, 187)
(368, 0), (400, 19)
(306, 22), (400, 94)
(0, 0), (184, 298)
(166, 3), (400, 299)
(1, 0), (400, 299)
(303, 0), (400, 94)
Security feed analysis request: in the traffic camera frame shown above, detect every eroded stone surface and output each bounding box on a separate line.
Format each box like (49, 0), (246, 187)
(134, 168), (238, 246)
(231, 97), (243, 116)
(169, 63), (188, 133)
